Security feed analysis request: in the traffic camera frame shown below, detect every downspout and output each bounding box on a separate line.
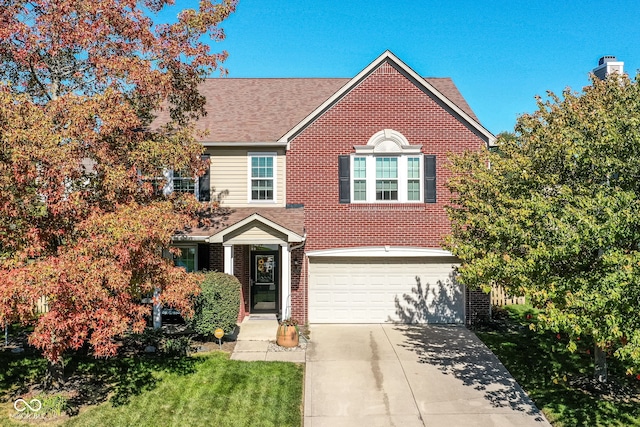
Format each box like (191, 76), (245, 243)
(290, 233), (307, 252)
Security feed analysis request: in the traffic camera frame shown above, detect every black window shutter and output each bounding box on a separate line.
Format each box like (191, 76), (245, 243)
(424, 155), (436, 203)
(338, 155), (350, 203)
(198, 154), (211, 202)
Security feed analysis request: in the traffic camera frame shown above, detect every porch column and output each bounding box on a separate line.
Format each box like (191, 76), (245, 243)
(281, 243), (291, 320)
(223, 244), (234, 275)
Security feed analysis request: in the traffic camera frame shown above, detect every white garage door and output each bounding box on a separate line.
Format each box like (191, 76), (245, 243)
(308, 257), (464, 324)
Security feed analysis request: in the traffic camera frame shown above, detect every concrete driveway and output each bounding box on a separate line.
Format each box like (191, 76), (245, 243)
(304, 324), (551, 427)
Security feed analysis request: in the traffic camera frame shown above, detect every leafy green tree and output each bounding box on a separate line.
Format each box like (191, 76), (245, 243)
(447, 73), (640, 381)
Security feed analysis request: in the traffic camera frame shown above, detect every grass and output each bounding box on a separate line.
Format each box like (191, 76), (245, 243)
(0, 351), (303, 427)
(475, 305), (640, 427)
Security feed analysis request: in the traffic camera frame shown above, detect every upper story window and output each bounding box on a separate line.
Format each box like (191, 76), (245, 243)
(375, 157), (398, 200)
(339, 129), (436, 204)
(172, 170), (195, 194)
(249, 153), (276, 202)
(161, 154), (210, 202)
(351, 155), (422, 202)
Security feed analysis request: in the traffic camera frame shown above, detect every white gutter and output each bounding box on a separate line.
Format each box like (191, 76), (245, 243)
(172, 235), (210, 242)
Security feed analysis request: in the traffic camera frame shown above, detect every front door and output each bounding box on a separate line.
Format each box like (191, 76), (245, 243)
(250, 250), (279, 313)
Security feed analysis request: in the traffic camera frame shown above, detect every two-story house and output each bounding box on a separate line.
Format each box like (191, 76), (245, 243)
(160, 50), (495, 325)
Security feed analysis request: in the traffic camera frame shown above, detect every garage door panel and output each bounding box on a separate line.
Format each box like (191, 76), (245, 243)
(309, 257), (464, 324)
(313, 293), (332, 304)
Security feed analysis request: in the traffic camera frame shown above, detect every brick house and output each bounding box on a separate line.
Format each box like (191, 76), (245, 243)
(164, 50), (495, 324)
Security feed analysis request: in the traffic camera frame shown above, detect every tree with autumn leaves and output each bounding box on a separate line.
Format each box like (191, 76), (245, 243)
(447, 73), (640, 381)
(0, 0), (236, 367)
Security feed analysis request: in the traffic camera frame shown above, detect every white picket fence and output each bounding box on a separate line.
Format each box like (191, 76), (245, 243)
(35, 296), (49, 314)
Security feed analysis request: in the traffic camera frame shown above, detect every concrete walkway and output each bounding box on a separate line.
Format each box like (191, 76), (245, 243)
(304, 324), (551, 427)
(230, 314), (306, 363)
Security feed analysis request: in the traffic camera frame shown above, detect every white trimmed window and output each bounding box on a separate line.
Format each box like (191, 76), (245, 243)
(172, 170), (196, 194)
(407, 157), (421, 201)
(351, 155), (422, 202)
(174, 245), (197, 272)
(160, 154), (211, 202)
(248, 153), (277, 202)
(344, 129), (428, 203)
(353, 157), (367, 201)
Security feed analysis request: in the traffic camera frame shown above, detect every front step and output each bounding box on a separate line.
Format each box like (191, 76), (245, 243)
(237, 314), (279, 341)
(246, 313), (278, 321)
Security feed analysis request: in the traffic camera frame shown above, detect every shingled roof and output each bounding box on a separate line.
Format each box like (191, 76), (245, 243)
(175, 206), (306, 241)
(152, 76), (480, 143)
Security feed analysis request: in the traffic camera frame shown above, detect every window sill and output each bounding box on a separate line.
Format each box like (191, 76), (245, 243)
(348, 203), (427, 212)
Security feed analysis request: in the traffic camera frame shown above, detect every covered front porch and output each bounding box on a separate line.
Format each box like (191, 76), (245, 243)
(173, 207), (306, 322)
(206, 211), (305, 322)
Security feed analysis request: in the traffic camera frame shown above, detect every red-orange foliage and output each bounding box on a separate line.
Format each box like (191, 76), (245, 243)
(0, 0), (236, 362)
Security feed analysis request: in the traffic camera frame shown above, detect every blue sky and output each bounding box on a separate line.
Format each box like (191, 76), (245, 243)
(171, 0), (640, 135)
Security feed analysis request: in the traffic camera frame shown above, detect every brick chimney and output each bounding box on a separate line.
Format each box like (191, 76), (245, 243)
(593, 56), (624, 80)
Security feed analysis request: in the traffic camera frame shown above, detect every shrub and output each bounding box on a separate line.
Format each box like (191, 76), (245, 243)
(187, 272), (241, 338)
(161, 336), (194, 356)
(491, 305), (510, 320)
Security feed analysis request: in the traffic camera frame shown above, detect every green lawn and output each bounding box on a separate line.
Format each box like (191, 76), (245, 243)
(1, 351), (303, 427)
(475, 305), (640, 427)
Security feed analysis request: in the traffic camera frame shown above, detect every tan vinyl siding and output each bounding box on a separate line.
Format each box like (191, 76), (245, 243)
(225, 222), (288, 245)
(207, 147), (286, 207)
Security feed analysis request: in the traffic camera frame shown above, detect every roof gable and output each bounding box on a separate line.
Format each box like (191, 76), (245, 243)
(208, 212), (305, 244)
(278, 50), (495, 146)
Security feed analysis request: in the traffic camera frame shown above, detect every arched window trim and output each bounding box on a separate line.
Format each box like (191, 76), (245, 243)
(354, 129), (421, 154)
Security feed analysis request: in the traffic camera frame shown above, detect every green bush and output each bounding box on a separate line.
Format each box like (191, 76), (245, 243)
(161, 336), (194, 356)
(187, 272), (241, 338)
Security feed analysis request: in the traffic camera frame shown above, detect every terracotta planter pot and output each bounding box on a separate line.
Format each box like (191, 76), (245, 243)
(276, 325), (299, 348)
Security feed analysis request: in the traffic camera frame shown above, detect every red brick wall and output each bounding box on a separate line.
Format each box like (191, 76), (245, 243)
(286, 62), (486, 253)
(286, 61), (488, 323)
(289, 246), (306, 322)
(209, 244), (223, 272)
(466, 288), (491, 325)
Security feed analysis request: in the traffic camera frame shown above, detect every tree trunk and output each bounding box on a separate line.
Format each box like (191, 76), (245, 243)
(45, 360), (65, 390)
(153, 287), (162, 329)
(594, 344), (608, 382)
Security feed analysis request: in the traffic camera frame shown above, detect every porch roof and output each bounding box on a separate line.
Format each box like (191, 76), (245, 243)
(175, 206), (305, 244)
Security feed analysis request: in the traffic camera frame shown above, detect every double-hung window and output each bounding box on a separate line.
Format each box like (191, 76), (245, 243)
(407, 157), (421, 201)
(249, 153), (276, 202)
(339, 129), (436, 204)
(375, 157), (399, 200)
(353, 157), (367, 201)
(160, 154), (211, 202)
(172, 170), (195, 194)
(350, 156), (422, 202)
(174, 245), (197, 272)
